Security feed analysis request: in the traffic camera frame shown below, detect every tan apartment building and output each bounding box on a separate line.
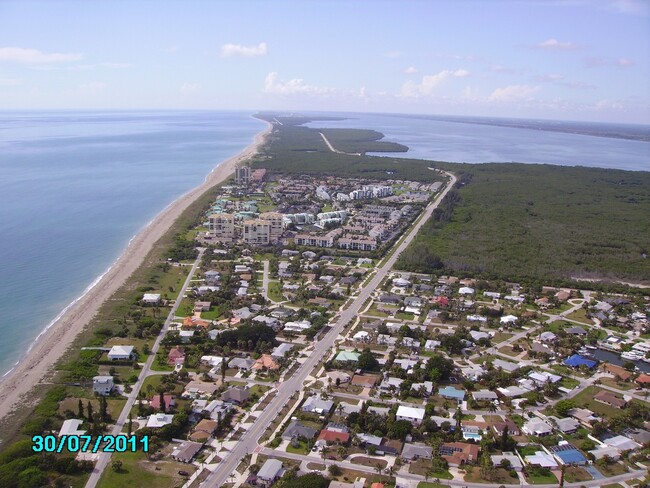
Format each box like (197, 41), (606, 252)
(208, 213), (235, 241)
(243, 219), (271, 245)
(259, 212), (284, 242)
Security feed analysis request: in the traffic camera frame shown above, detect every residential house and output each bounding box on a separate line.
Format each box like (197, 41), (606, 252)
(189, 419), (218, 442)
(252, 354), (279, 371)
(402, 443), (433, 461)
(107, 345), (135, 361)
(222, 386), (250, 404)
(146, 413), (174, 429)
(522, 419), (553, 437)
(594, 390), (627, 408)
(59, 419), (86, 437)
(282, 420), (317, 441)
(472, 390), (498, 402)
(257, 459), (283, 486)
(171, 441), (202, 463)
(439, 386), (466, 402)
(167, 347), (185, 366)
(552, 417), (580, 434)
(150, 394), (176, 411)
(228, 357), (254, 371)
(439, 442), (480, 467)
(491, 452), (523, 471)
(396, 405), (426, 425)
(92, 375), (114, 396)
(271, 342), (295, 359)
(302, 396), (334, 415)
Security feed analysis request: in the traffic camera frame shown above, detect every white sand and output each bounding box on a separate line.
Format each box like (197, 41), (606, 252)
(0, 121), (272, 419)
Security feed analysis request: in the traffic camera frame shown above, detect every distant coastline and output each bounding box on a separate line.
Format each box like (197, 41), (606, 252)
(0, 117), (272, 420)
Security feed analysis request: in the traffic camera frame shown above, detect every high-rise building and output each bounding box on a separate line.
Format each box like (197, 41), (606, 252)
(235, 165), (251, 186)
(208, 213), (235, 241)
(259, 212), (284, 242)
(243, 219), (271, 245)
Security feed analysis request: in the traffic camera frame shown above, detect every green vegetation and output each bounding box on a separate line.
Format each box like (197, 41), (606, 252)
(253, 114), (445, 183)
(319, 128), (408, 154)
(397, 163), (650, 284)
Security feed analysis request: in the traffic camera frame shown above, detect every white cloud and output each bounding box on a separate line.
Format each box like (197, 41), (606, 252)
(404, 66), (418, 74)
(401, 69), (470, 97)
(220, 42), (267, 57)
(617, 57), (634, 67)
(264, 72), (333, 95)
(78, 81), (106, 94)
(180, 83), (200, 94)
(562, 81), (597, 90)
(0, 47), (82, 63)
(0, 76), (21, 86)
(532, 73), (565, 82)
(488, 84), (540, 102)
(68, 62), (131, 71)
(383, 50), (402, 58)
(536, 38), (579, 50)
(491, 64), (514, 73)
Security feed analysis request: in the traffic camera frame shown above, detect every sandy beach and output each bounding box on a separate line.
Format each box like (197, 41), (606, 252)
(0, 119), (272, 420)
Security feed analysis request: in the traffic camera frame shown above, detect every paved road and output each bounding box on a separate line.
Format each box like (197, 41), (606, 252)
(261, 260), (270, 300)
(200, 171), (457, 487)
(85, 249), (205, 488)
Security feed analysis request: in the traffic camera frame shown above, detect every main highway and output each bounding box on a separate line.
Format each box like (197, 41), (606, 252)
(200, 170), (456, 487)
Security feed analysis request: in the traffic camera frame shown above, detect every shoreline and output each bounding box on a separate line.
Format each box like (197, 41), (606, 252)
(0, 116), (271, 420)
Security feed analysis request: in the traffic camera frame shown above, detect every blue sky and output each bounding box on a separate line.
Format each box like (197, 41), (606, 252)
(0, 0), (648, 123)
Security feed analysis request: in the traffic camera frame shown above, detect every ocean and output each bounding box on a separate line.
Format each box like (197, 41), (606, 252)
(0, 111), (264, 377)
(0, 110), (648, 377)
(306, 112), (650, 171)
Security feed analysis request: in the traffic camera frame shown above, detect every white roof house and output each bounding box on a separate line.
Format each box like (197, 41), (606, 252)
(500, 314), (518, 324)
(396, 405), (426, 425)
(459, 286), (475, 295)
(200, 355), (224, 367)
(493, 358), (520, 372)
(604, 435), (641, 451)
(142, 293), (161, 304)
(525, 451), (558, 468)
(59, 419), (86, 437)
(257, 458), (283, 483)
(523, 419), (553, 437)
(271, 342), (294, 358)
(146, 413), (174, 428)
(107, 345), (134, 361)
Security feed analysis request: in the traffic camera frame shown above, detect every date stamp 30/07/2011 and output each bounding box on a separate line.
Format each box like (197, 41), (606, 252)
(32, 435), (149, 453)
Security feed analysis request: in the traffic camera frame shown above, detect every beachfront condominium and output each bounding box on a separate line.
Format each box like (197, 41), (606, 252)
(235, 165), (251, 186)
(208, 213), (236, 241)
(259, 212), (284, 242)
(243, 219), (271, 245)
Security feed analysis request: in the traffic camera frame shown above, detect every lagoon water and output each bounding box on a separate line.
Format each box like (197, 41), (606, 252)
(0, 110), (648, 377)
(0, 111), (264, 376)
(306, 113), (650, 171)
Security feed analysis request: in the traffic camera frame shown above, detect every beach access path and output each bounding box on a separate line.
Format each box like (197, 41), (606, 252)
(0, 120), (271, 423)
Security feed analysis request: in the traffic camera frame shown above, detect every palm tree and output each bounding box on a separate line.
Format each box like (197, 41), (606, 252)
(488, 402), (497, 414)
(374, 462), (383, 483)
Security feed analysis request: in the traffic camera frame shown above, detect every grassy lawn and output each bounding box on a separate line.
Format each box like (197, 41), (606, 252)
(498, 345), (520, 357)
(153, 264), (191, 301)
(518, 445), (541, 456)
(464, 467), (518, 484)
(599, 377), (635, 390)
(418, 483), (451, 488)
(528, 471), (558, 484)
(286, 439), (310, 455)
(560, 376), (580, 389)
(97, 449), (193, 488)
(571, 385), (623, 418)
(564, 466), (592, 482)
(174, 298), (193, 318)
(396, 312), (415, 321)
(566, 308), (594, 325)
(492, 332), (514, 343)
(268, 281), (283, 302)
(596, 461), (628, 476)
